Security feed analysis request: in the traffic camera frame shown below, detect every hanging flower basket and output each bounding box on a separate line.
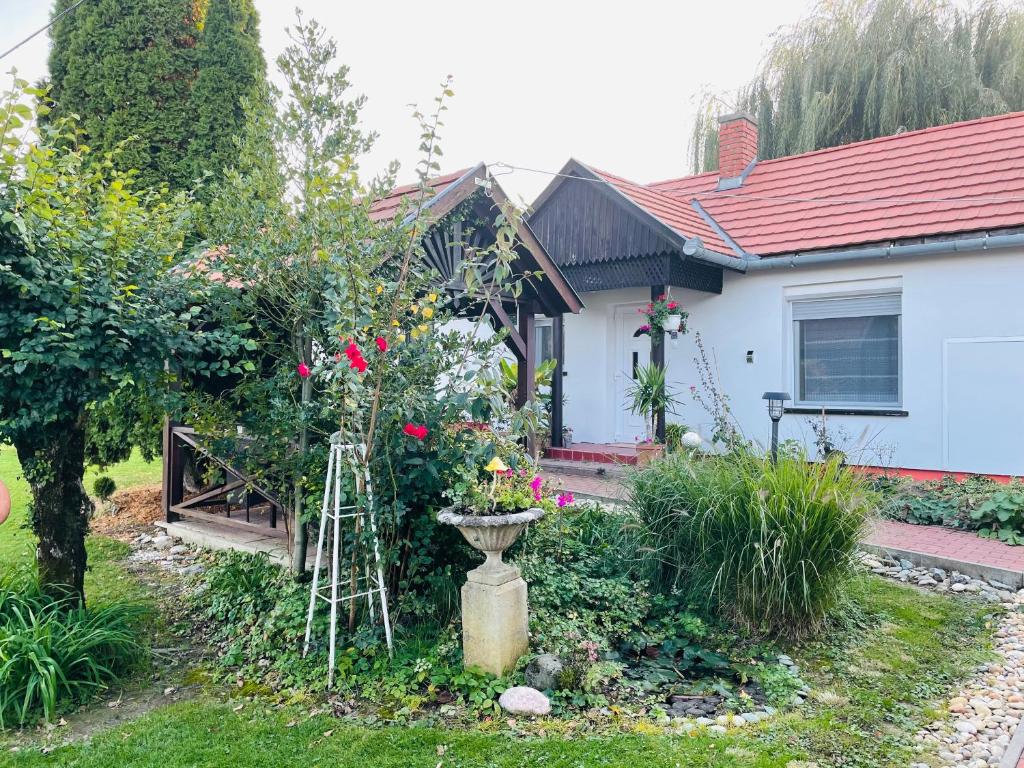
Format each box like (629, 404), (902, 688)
(638, 296), (688, 344)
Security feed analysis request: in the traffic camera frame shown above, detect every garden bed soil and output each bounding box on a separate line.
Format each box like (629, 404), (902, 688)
(91, 484), (162, 541)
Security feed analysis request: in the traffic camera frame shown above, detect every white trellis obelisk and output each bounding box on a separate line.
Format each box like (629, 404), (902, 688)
(303, 433), (393, 687)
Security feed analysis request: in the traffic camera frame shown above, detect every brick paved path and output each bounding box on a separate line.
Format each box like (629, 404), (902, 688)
(865, 519), (1024, 573)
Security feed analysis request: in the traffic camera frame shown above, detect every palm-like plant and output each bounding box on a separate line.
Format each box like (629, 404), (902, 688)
(626, 363), (679, 443)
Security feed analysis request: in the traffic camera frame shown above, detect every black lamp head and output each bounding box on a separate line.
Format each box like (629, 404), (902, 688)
(762, 391), (791, 421)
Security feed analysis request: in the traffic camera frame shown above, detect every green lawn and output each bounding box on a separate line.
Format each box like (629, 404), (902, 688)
(0, 447), (995, 766)
(0, 445), (162, 603)
(0, 574), (994, 768)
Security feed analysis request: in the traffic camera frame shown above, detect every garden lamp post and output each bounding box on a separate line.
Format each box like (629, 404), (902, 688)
(762, 391), (791, 464)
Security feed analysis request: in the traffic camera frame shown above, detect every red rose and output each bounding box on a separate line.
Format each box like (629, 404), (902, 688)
(297, 362), (310, 378)
(375, 336), (388, 353)
(403, 423), (428, 440)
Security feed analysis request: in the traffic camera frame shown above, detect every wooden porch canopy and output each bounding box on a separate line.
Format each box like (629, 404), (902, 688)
(527, 159), (744, 295)
(370, 163), (583, 444)
(526, 159), (742, 444)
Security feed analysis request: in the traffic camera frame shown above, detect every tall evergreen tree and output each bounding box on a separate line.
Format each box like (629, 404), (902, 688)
(48, 0), (206, 191)
(186, 0), (267, 200)
(48, 0), (268, 194)
(690, 0), (1024, 173)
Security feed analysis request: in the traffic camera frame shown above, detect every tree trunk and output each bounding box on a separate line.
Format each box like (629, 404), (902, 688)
(291, 336), (312, 576)
(15, 417), (92, 604)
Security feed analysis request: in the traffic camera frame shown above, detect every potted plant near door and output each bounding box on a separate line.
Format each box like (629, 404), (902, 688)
(627, 363), (679, 464)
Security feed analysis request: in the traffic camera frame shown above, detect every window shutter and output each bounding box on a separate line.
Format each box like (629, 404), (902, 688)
(792, 294), (901, 321)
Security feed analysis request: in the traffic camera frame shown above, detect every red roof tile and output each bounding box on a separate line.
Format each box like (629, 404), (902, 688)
(648, 111), (1024, 256)
(368, 168), (471, 221)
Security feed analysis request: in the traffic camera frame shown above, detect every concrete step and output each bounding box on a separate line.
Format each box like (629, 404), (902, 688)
(539, 457), (630, 479)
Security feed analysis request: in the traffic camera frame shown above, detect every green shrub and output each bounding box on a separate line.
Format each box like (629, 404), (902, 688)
(0, 577), (147, 728)
(878, 474), (1002, 528)
(628, 453), (872, 638)
(972, 485), (1024, 544)
(515, 502), (649, 651)
(194, 551), (332, 687)
(92, 476), (117, 502)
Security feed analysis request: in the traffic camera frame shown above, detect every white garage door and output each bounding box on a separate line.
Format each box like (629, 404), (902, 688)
(944, 338), (1024, 476)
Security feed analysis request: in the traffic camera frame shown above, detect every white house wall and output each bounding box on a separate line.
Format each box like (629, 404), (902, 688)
(560, 246), (1024, 475)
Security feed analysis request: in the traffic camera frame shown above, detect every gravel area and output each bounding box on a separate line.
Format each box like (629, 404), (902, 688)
(861, 552), (1024, 768)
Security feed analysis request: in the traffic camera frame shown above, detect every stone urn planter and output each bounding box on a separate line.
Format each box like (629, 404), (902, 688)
(439, 507), (544, 676)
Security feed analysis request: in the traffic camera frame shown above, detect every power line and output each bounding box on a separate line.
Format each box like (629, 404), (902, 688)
(0, 0), (89, 63)
(490, 160), (1024, 206)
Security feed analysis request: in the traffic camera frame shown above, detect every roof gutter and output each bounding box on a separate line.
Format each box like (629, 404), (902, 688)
(744, 232), (1024, 271)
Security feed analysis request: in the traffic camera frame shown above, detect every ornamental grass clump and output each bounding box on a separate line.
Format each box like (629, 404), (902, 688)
(0, 577), (148, 728)
(629, 453), (872, 638)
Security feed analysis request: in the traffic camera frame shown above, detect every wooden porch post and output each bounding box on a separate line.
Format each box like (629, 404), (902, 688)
(516, 302), (537, 455)
(162, 417), (184, 523)
(549, 314), (564, 448)
(651, 285), (667, 444)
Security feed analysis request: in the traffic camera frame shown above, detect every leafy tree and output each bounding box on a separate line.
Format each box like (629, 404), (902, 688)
(0, 80), (242, 603)
(193, 15), (541, 590)
(48, 0), (267, 196)
(690, 0), (1024, 172)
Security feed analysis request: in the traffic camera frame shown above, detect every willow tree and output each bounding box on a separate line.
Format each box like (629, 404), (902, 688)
(690, 0), (1024, 172)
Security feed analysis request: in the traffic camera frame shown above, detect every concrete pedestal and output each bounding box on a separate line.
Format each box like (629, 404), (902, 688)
(461, 563), (529, 676)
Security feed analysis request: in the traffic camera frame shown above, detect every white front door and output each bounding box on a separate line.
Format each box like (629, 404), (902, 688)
(614, 304), (651, 442)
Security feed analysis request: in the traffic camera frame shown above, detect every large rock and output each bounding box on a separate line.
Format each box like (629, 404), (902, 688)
(524, 654), (563, 691)
(498, 686), (551, 716)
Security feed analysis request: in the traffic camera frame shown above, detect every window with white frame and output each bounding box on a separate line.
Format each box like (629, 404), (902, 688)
(792, 293), (901, 408)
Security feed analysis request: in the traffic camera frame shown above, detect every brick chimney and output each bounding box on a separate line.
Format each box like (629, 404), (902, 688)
(717, 112), (758, 181)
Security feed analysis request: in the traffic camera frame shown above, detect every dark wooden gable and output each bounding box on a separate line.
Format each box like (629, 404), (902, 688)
(530, 173), (678, 266)
(529, 170), (723, 294)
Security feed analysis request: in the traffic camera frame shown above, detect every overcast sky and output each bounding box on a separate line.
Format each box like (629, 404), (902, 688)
(3, 0), (823, 202)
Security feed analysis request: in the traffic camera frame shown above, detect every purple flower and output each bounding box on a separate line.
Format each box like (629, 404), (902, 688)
(557, 492), (574, 507)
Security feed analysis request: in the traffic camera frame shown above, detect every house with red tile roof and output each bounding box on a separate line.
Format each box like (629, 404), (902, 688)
(526, 111), (1024, 477)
